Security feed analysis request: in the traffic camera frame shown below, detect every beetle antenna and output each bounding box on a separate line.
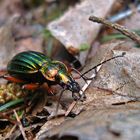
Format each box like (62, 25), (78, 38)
(71, 68), (88, 83)
(55, 88), (66, 117)
(81, 52), (126, 77)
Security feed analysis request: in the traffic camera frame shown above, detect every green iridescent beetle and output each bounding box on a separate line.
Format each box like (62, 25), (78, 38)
(3, 51), (86, 101)
(1, 51), (125, 103)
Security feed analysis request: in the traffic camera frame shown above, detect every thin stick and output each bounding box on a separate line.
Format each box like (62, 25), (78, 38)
(5, 124), (17, 139)
(0, 112), (16, 124)
(65, 101), (77, 116)
(89, 15), (140, 45)
(14, 110), (27, 140)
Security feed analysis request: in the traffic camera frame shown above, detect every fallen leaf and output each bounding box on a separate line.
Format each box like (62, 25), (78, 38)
(36, 103), (140, 140)
(48, 0), (116, 64)
(0, 15), (18, 70)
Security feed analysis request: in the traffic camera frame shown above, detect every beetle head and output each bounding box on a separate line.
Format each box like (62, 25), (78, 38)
(65, 78), (86, 101)
(58, 74), (86, 101)
(66, 79), (80, 93)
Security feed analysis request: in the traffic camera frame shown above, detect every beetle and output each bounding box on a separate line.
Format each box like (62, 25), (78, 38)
(2, 51), (86, 101)
(1, 51), (125, 102)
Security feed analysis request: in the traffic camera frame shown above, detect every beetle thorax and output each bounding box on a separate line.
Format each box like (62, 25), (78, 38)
(40, 61), (70, 83)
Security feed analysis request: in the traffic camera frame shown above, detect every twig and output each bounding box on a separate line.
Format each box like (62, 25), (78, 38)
(89, 15), (140, 45)
(65, 101), (77, 116)
(5, 124), (17, 139)
(14, 110), (27, 140)
(0, 112), (16, 124)
(2, 104), (25, 116)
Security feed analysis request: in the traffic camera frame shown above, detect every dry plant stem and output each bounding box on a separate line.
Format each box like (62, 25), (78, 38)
(5, 124), (17, 139)
(65, 101), (77, 116)
(89, 16), (140, 45)
(3, 105), (26, 116)
(14, 110), (27, 140)
(0, 112), (16, 124)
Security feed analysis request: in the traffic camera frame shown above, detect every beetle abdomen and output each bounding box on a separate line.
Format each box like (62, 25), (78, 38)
(7, 51), (51, 74)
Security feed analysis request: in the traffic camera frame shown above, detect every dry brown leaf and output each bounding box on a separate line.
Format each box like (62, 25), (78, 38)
(48, 0), (116, 64)
(0, 15), (19, 70)
(0, 0), (24, 24)
(36, 117), (65, 139)
(36, 103), (140, 140)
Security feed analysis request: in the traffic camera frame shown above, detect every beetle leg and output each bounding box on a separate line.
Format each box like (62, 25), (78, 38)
(43, 83), (54, 95)
(55, 88), (66, 117)
(22, 83), (40, 90)
(3, 75), (25, 83)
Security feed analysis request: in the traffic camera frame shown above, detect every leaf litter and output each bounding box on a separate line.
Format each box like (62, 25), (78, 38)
(0, 1), (140, 140)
